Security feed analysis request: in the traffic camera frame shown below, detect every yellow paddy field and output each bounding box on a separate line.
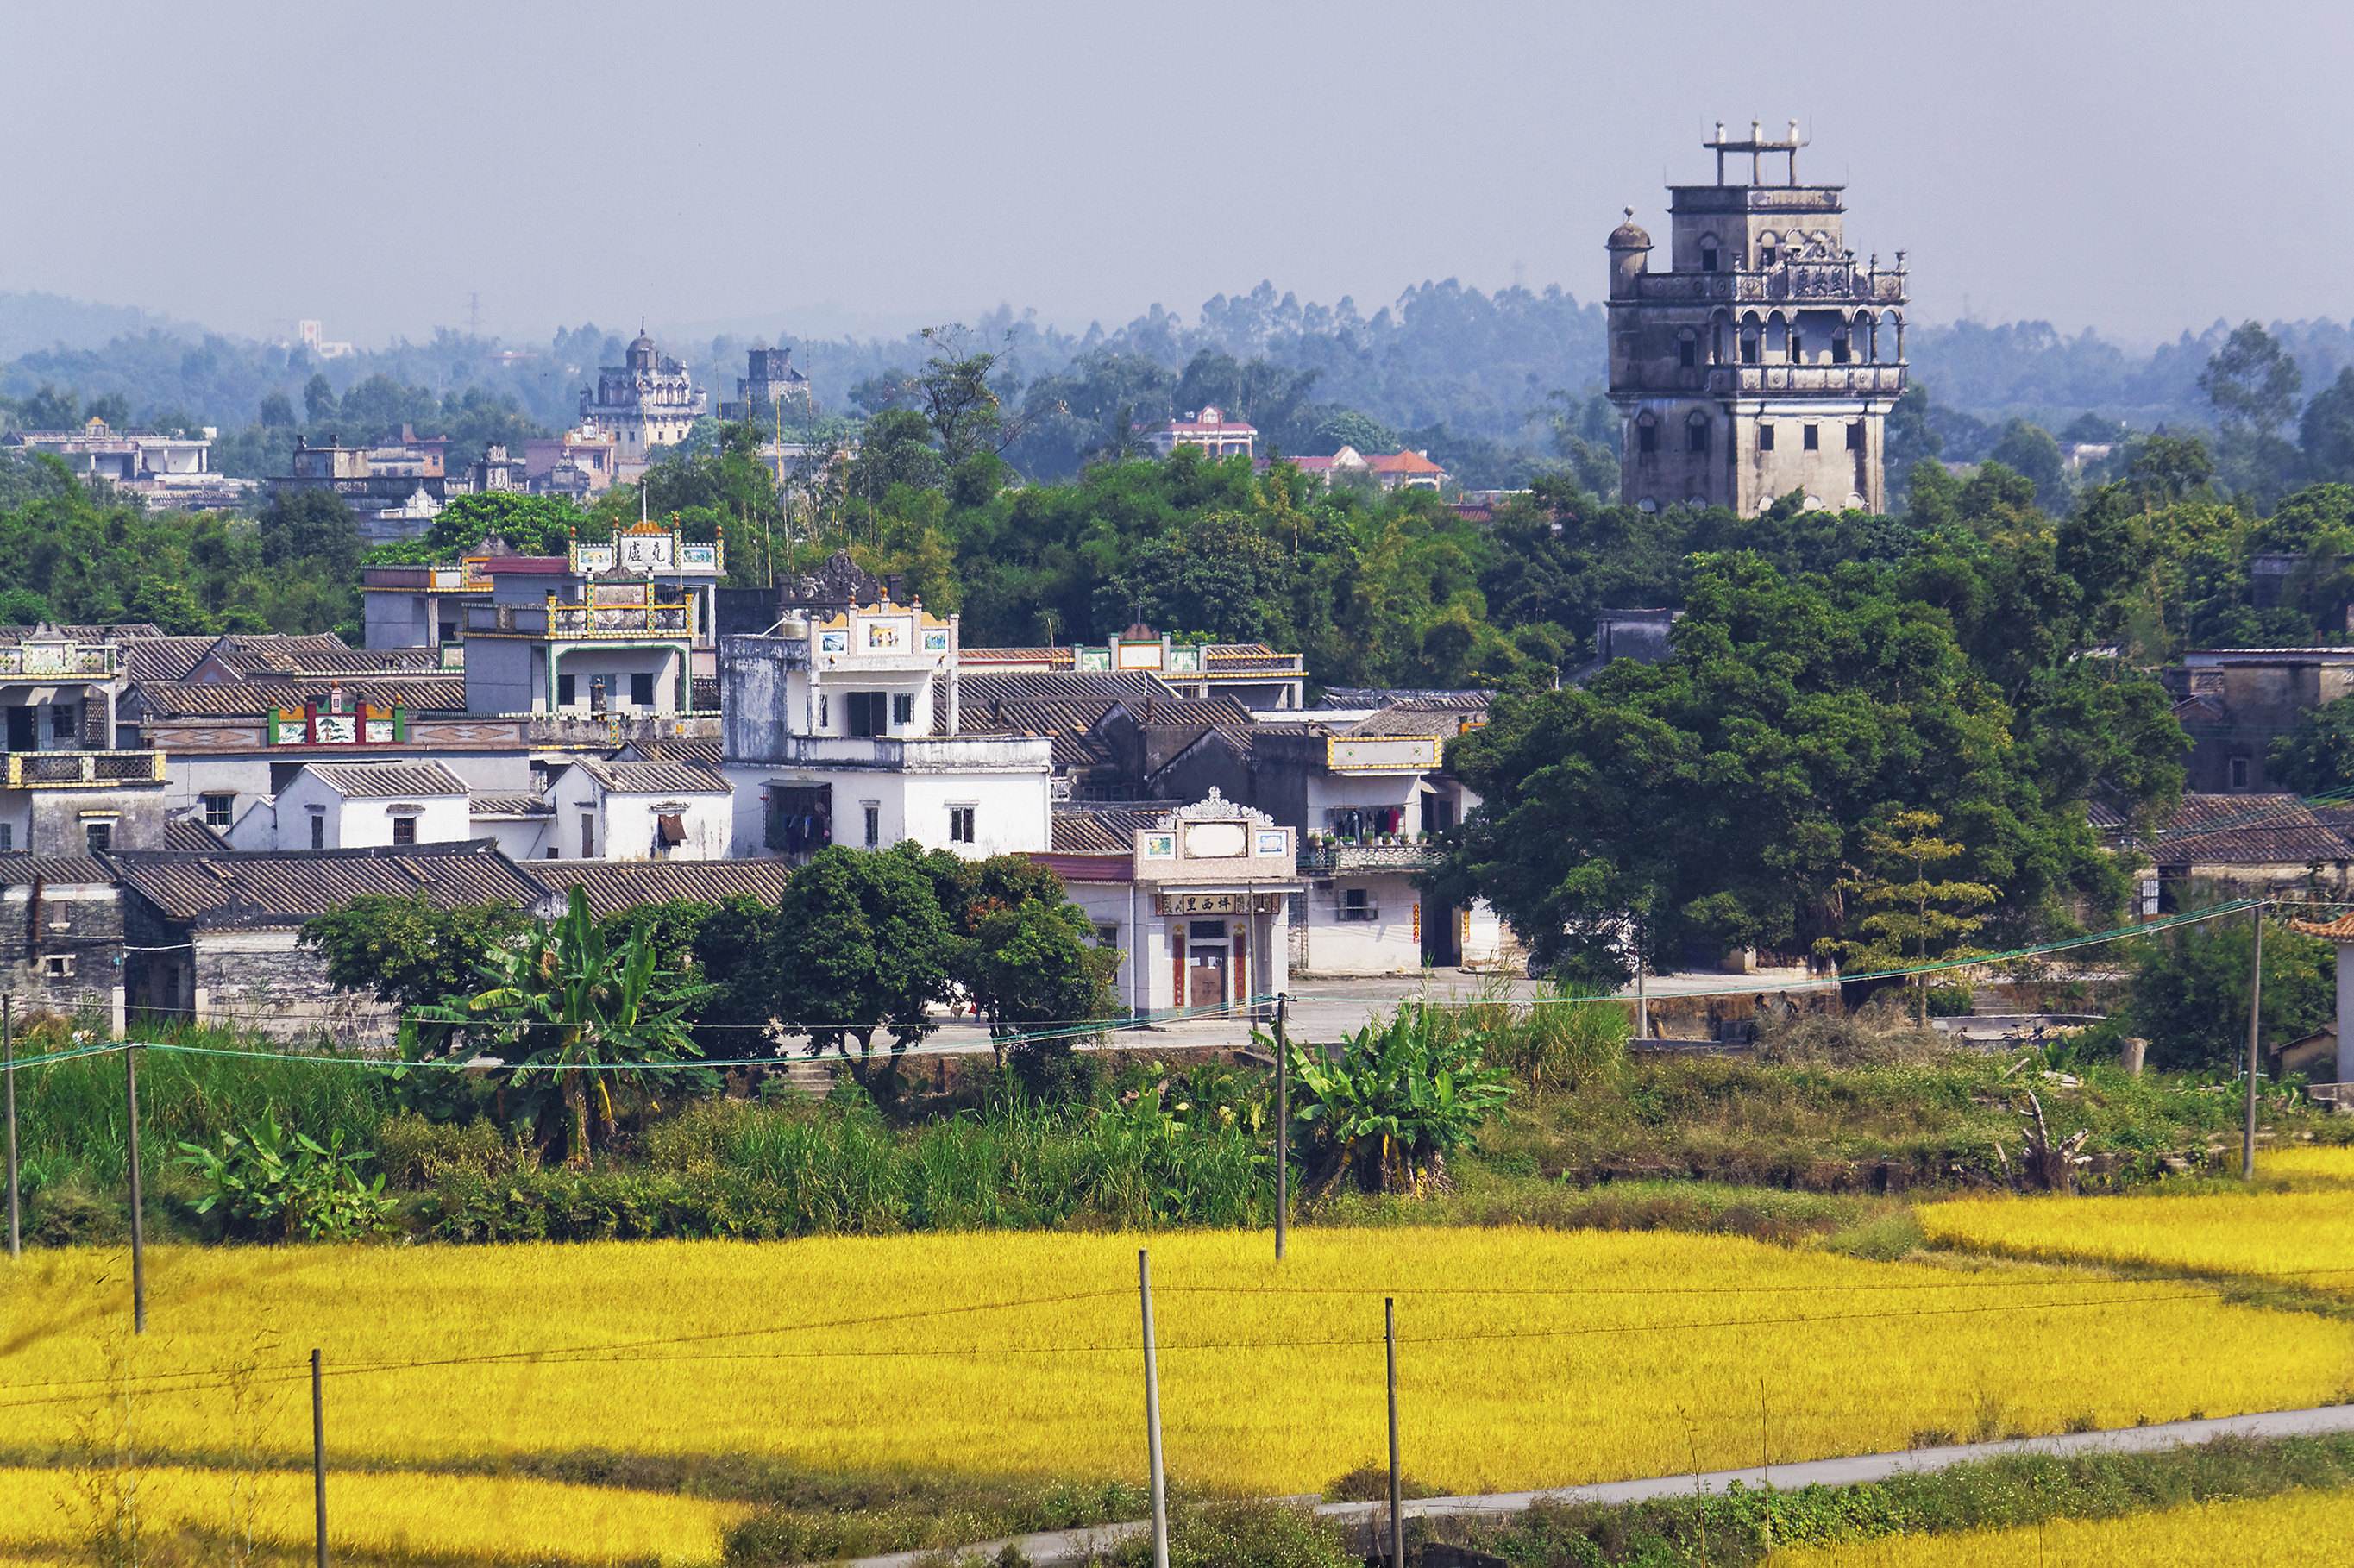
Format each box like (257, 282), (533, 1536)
(1771, 1486), (2354, 1565)
(6, 1226), (2352, 1521)
(1919, 1161), (2354, 1293)
(0, 1465), (745, 1565)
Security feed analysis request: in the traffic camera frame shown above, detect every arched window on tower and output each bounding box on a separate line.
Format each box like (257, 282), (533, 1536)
(1766, 314), (1788, 361)
(1685, 411), (1711, 455)
(1831, 325), (1852, 365)
(1757, 231), (1780, 268)
(1740, 317), (1761, 365)
(1699, 232), (1721, 273)
(1678, 328), (1698, 370)
(1636, 412), (1659, 455)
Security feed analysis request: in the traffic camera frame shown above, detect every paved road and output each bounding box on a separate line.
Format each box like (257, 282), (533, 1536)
(813, 966), (1822, 1062)
(841, 1402), (2354, 1567)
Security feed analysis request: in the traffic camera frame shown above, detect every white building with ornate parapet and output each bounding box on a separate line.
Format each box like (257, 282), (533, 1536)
(720, 583), (1053, 860)
(1038, 790), (1301, 1017)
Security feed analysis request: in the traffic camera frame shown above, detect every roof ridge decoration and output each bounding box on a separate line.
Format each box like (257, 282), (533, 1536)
(1171, 786), (1272, 826)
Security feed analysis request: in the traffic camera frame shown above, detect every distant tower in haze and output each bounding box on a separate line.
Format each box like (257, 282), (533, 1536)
(1607, 120), (1908, 516)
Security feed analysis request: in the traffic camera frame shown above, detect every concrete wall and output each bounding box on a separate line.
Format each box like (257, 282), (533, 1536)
(24, 785), (165, 855)
(1294, 869), (1423, 974)
(546, 772), (731, 862)
(461, 637), (539, 715)
(272, 771), (470, 851)
(721, 764), (1049, 860)
(189, 928), (400, 1044)
(473, 813), (552, 862)
(162, 756), (275, 818)
(0, 878), (127, 1032)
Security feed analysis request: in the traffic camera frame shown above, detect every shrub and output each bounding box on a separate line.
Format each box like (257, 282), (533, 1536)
(1283, 1004), (1511, 1195)
(174, 1116), (396, 1241)
(1925, 982), (1975, 1018)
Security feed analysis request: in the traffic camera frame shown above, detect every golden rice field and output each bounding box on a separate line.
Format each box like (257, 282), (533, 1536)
(2263, 1145), (2354, 1183)
(0, 1465), (746, 1565)
(5, 1226), (2353, 1527)
(1769, 1486), (2354, 1565)
(1919, 1176), (2354, 1295)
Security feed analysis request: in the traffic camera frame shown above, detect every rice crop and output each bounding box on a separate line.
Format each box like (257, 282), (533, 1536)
(5, 1228), (2351, 1504)
(1767, 1484), (2354, 1565)
(1919, 1183), (2354, 1294)
(0, 1463), (745, 1564)
(2263, 1145), (2354, 1184)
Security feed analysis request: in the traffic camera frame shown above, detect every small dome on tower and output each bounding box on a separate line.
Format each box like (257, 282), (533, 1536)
(1607, 208), (1652, 250)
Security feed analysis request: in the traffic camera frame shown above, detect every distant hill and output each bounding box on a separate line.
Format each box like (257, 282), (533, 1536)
(0, 291), (198, 361)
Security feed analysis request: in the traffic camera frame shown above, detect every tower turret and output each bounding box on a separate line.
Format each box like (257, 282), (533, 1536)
(1606, 209), (1653, 299)
(1605, 122), (1906, 517)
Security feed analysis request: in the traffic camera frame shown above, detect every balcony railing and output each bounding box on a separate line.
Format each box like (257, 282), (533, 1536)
(0, 643), (117, 678)
(464, 601), (692, 638)
(1705, 364), (1908, 397)
(744, 733), (1054, 772)
(3, 750), (166, 788)
(1630, 267), (1906, 306)
(1299, 839), (1441, 875)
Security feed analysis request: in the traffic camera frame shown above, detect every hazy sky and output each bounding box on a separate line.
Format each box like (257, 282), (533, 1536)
(6, 1), (2349, 348)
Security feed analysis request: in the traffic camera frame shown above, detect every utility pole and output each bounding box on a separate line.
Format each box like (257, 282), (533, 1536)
(311, 1347), (329, 1568)
(3, 994), (17, 1259)
(2244, 900), (2264, 1180)
(1384, 1297), (1404, 1568)
(1273, 992), (1289, 1262)
(126, 1044), (145, 1333)
(1139, 1249), (1170, 1568)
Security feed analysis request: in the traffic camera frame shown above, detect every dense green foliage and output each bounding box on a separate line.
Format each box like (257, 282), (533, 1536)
(2107, 906), (2335, 1072)
(1441, 538), (2182, 980)
(0, 450), (366, 634)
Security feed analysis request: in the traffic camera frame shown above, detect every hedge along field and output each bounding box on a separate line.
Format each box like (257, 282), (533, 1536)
(1768, 1486), (2354, 1565)
(0, 1465), (747, 1565)
(6, 1230), (2354, 1506)
(1918, 1181), (2354, 1295)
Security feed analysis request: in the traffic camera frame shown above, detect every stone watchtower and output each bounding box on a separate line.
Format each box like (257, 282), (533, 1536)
(1607, 121), (1907, 516)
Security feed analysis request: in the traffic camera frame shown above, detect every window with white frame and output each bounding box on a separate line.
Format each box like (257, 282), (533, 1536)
(948, 805), (976, 844)
(202, 793), (235, 828)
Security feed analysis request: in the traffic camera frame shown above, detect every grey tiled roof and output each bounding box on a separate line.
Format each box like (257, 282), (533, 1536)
(565, 758), (732, 795)
(469, 791), (554, 818)
(303, 762), (468, 798)
(163, 816), (229, 852)
(131, 674), (467, 718)
(2150, 793), (2353, 866)
(1051, 806), (1165, 855)
(622, 736), (723, 765)
(111, 843), (547, 928)
(0, 853), (116, 885)
(531, 857), (789, 916)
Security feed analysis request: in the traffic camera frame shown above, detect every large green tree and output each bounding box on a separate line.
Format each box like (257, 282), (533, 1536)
(1438, 553), (2173, 982)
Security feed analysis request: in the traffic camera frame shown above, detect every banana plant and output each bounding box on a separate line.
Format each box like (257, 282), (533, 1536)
(417, 886), (709, 1167)
(1272, 1004), (1511, 1195)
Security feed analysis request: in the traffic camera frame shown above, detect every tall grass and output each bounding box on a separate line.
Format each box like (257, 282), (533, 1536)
(642, 1094), (1268, 1232)
(11, 1021), (392, 1215)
